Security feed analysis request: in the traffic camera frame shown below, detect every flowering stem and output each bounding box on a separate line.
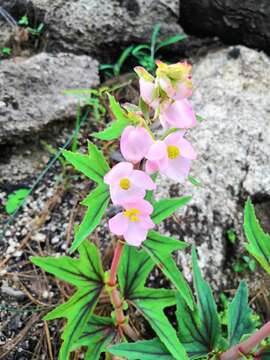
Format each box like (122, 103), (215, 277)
(107, 240), (138, 341)
(108, 240), (124, 287)
(220, 321), (270, 360)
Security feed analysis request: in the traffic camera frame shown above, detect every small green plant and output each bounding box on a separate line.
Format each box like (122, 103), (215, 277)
(100, 23), (187, 78)
(100, 45), (134, 78)
(244, 198), (270, 276)
(1, 47), (12, 56)
(5, 188), (30, 214)
(18, 14), (44, 37)
(132, 23), (187, 72)
(233, 255), (256, 273)
(227, 228), (237, 244)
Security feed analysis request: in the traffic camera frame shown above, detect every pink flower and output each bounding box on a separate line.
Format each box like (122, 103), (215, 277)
(156, 60), (193, 100)
(134, 66), (159, 109)
(159, 99), (196, 130)
(104, 162), (156, 205)
(120, 126), (154, 164)
(145, 132), (197, 182)
(109, 199), (155, 246)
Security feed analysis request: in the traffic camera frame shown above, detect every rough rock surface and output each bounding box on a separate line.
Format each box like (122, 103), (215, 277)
(0, 52), (99, 144)
(0, 0), (183, 60)
(156, 46), (270, 288)
(180, 1), (270, 54)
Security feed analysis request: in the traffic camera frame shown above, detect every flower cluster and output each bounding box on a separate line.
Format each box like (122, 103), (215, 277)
(105, 61), (198, 247)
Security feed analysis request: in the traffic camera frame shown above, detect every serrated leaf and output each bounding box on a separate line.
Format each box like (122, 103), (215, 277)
(244, 198), (270, 275)
(62, 141), (109, 184)
(71, 188), (110, 252)
(31, 241), (104, 359)
(228, 281), (256, 346)
(176, 295), (210, 359)
(118, 245), (188, 360)
(133, 295), (188, 360)
(152, 196), (192, 224)
(81, 183), (109, 206)
(72, 315), (117, 360)
(192, 247), (221, 350)
(92, 94), (130, 140)
(109, 338), (174, 359)
(142, 231), (193, 310)
(118, 244), (154, 298)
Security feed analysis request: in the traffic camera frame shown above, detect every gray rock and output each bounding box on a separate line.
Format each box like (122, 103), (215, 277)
(0, 52), (99, 144)
(180, 0), (270, 55)
(156, 46), (270, 289)
(0, 0), (183, 59)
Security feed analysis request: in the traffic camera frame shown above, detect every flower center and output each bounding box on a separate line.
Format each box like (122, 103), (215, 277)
(119, 178), (130, 190)
(123, 208), (141, 222)
(167, 145), (180, 159)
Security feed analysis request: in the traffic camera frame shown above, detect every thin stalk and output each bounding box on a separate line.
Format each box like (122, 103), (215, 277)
(107, 240), (138, 341)
(220, 321), (270, 360)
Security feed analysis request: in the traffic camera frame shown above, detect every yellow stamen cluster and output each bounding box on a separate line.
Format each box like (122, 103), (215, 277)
(123, 208), (141, 222)
(119, 178), (130, 190)
(167, 145), (180, 159)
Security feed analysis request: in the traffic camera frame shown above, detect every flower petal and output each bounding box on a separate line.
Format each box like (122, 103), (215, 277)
(109, 213), (129, 235)
(140, 216), (155, 230)
(145, 160), (159, 174)
(160, 156), (191, 182)
(110, 184), (145, 205)
(104, 162), (133, 185)
(139, 78), (155, 106)
(160, 99), (196, 129)
(123, 222), (148, 247)
(120, 126), (153, 164)
(130, 170), (156, 190)
(146, 141), (167, 161)
(123, 199), (153, 216)
(178, 138), (197, 160)
(163, 131), (185, 145)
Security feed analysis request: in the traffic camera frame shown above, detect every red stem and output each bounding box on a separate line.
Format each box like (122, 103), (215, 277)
(108, 241), (124, 287)
(220, 321), (270, 360)
(107, 240), (138, 341)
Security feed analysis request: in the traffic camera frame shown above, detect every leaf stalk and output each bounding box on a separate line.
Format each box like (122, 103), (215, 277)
(220, 321), (270, 360)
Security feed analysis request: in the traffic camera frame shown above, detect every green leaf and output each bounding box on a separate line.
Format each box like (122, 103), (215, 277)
(188, 175), (203, 187)
(151, 23), (161, 60)
(132, 44), (150, 56)
(256, 346), (270, 359)
(118, 245), (188, 360)
(18, 15), (29, 25)
(109, 338), (174, 359)
(227, 281), (256, 346)
(62, 141), (109, 184)
(176, 295), (210, 359)
(92, 94), (130, 140)
(192, 247), (221, 350)
(5, 188), (30, 214)
(133, 295), (188, 360)
(31, 241), (104, 360)
(244, 198), (270, 275)
(156, 34), (187, 51)
(114, 45), (134, 76)
(152, 196), (192, 224)
(72, 315), (117, 360)
(71, 186), (110, 252)
(142, 231), (194, 310)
